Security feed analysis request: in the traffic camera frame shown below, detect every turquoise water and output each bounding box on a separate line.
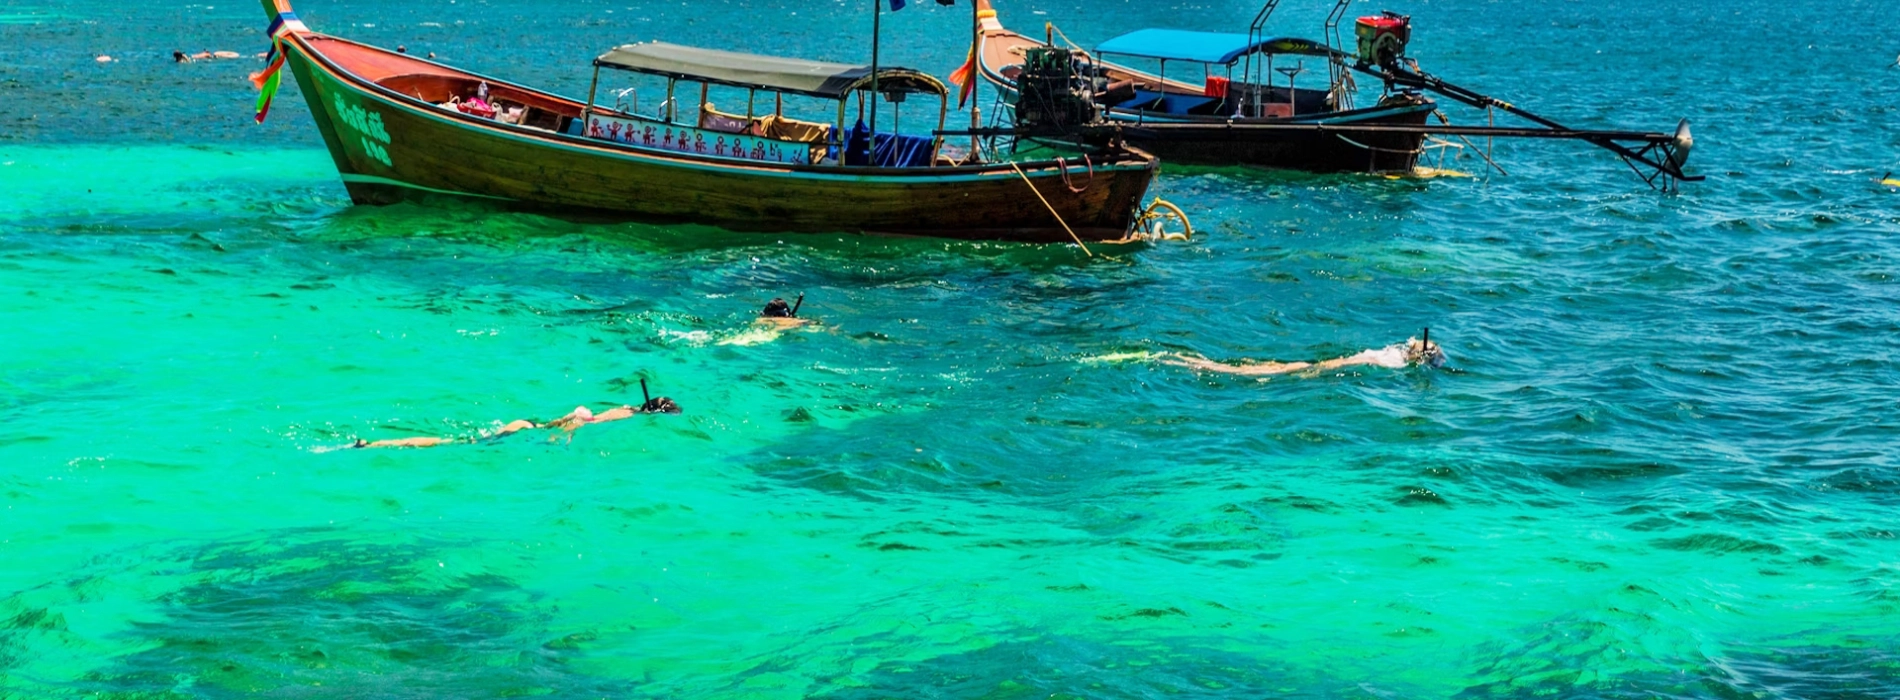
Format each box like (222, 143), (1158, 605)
(5, 0), (1900, 697)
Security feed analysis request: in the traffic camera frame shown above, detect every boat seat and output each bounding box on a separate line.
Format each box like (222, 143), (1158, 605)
(699, 103), (758, 134)
(1158, 94), (1216, 115)
(1114, 89), (1167, 111)
(1115, 90), (1218, 116)
(756, 115), (831, 144)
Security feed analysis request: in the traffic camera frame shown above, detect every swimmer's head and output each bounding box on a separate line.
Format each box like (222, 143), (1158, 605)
(1405, 337), (1447, 368)
(641, 397), (682, 414)
(761, 298), (794, 318)
(352, 439), (370, 449)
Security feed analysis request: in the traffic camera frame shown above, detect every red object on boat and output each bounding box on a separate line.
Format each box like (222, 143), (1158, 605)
(1354, 14), (1411, 65)
(457, 97), (496, 119)
(1203, 75), (1229, 98)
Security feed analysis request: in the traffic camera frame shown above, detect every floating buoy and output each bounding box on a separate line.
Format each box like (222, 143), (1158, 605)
(1409, 166), (1474, 179)
(1132, 199), (1193, 241)
(94, 55), (113, 63)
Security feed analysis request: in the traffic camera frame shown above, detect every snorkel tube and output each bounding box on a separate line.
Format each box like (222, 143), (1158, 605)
(638, 378), (683, 414)
(790, 293), (805, 318)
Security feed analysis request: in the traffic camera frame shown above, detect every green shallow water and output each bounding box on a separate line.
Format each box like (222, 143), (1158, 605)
(5, 0), (1900, 697)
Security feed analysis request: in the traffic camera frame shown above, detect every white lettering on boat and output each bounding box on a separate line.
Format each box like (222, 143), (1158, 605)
(332, 94), (394, 168)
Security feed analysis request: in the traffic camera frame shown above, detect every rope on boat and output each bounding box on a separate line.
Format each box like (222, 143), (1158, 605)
(1008, 162), (1094, 256)
(1334, 134), (1423, 156)
(1047, 23), (1097, 67)
(1056, 155), (1094, 193)
(1431, 110), (1509, 176)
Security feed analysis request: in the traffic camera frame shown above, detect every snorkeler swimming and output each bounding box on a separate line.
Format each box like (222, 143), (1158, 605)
(1160, 330), (1447, 377)
(717, 294), (815, 346)
(331, 380), (680, 451)
(757, 293), (811, 327)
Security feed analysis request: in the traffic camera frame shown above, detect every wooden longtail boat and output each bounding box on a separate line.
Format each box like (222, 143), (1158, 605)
(975, 0), (1434, 173)
(972, 0), (1700, 188)
(254, 0), (1159, 243)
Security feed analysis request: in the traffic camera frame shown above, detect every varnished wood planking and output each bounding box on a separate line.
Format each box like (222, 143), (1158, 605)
(277, 26), (1156, 243)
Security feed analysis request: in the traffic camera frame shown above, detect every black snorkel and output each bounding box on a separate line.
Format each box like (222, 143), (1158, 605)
(1419, 327), (1447, 368)
(637, 378), (682, 414)
(790, 293), (804, 318)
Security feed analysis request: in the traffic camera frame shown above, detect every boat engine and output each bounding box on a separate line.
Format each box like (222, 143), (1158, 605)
(1014, 47), (1102, 130)
(1354, 12), (1411, 67)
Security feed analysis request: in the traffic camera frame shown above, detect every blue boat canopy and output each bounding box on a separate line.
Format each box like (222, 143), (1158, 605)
(1095, 29), (1342, 64)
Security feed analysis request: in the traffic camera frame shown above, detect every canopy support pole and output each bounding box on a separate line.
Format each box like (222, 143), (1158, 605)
(969, 0), (981, 162)
(936, 92), (948, 166)
(581, 65), (601, 132)
(869, 0), (881, 137)
(665, 79), (676, 123)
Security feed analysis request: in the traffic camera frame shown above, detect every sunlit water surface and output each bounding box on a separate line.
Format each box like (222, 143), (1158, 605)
(2, 0), (1898, 697)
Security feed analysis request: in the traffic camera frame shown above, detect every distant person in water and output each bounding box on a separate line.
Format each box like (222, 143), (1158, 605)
(333, 383), (681, 450)
(719, 294), (812, 346)
(1163, 334), (1446, 377)
(758, 294), (810, 327)
(173, 50), (190, 63)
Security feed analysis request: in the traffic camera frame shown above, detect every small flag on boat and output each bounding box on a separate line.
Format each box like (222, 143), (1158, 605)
(249, 37), (287, 124)
(948, 47), (977, 108)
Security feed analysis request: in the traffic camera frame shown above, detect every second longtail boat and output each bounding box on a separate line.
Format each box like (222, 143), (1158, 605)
(972, 0), (1700, 188)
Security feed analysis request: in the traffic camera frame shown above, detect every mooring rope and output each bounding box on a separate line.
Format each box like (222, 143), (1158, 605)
(1009, 161), (1093, 256)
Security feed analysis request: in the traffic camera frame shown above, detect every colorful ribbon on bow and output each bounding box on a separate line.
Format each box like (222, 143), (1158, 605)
(249, 36), (287, 124)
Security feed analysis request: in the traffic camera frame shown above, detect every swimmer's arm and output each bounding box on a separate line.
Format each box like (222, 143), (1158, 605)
(354, 437), (453, 449)
(491, 419), (537, 437)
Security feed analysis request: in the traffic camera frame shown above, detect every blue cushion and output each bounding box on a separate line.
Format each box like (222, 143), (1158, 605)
(841, 119), (934, 168)
(1158, 94), (1217, 114)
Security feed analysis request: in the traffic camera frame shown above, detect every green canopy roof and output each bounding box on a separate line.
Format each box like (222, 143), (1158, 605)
(595, 42), (946, 100)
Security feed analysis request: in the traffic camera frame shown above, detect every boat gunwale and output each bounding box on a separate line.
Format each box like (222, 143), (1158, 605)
(975, 23), (1431, 128)
(288, 31), (1156, 185)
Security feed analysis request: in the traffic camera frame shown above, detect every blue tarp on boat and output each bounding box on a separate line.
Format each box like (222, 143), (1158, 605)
(1095, 30), (1343, 64)
(841, 119), (935, 168)
(1095, 29), (1266, 65)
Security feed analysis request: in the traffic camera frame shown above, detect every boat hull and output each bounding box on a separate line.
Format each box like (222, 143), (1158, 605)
(1104, 101), (1436, 172)
(278, 34), (1156, 243)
